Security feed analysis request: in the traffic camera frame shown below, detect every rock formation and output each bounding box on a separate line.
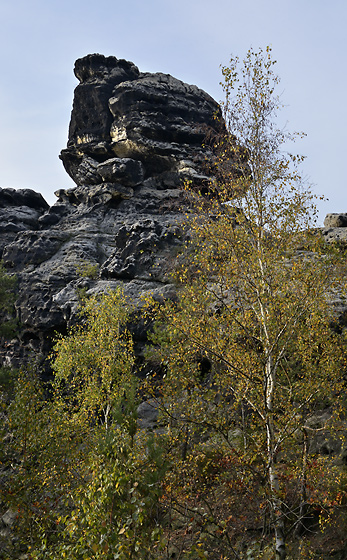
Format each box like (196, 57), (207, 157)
(1, 54), (346, 371)
(0, 54), (221, 369)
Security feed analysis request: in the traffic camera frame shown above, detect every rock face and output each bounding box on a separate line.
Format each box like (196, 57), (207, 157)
(0, 54), (221, 370)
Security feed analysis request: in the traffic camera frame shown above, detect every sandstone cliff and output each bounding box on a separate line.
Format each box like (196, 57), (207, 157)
(0, 54), (221, 369)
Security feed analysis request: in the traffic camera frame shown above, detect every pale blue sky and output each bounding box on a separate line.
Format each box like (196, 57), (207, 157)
(0, 0), (346, 223)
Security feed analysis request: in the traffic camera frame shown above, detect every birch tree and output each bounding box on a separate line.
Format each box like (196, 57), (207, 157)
(149, 48), (347, 559)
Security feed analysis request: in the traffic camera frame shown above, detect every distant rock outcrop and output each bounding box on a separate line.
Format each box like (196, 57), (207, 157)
(0, 54), (221, 369)
(323, 213), (347, 243)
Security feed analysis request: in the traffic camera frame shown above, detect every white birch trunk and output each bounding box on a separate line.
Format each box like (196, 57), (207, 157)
(265, 354), (286, 559)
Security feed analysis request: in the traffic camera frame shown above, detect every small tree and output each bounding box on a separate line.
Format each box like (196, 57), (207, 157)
(52, 289), (135, 430)
(149, 48), (347, 559)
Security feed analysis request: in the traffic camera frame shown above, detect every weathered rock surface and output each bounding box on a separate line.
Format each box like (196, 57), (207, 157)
(0, 54), (220, 370)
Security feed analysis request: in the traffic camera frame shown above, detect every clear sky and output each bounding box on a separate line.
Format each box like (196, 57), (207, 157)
(0, 0), (345, 223)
